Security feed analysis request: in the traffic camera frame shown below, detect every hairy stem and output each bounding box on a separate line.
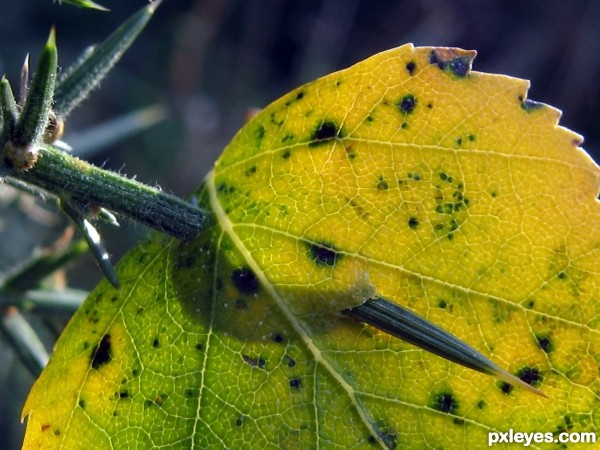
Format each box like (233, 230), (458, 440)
(8, 144), (210, 241)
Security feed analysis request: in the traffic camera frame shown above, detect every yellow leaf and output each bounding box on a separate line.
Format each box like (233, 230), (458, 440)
(23, 44), (600, 449)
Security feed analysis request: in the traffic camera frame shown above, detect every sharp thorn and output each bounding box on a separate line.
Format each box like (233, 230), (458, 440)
(345, 297), (546, 397)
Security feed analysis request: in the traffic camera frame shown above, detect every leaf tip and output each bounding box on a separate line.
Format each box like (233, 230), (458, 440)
(147, 0), (163, 14)
(46, 27), (57, 50)
(493, 366), (548, 398)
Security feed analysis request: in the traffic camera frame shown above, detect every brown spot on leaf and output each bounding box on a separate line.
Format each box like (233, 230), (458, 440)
(429, 48), (476, 77)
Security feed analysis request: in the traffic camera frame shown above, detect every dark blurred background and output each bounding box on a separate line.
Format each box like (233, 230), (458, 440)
(1, 1), (599, 448)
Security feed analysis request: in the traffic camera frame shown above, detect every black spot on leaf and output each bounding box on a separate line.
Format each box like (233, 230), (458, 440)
(269, 111), (284, 126)
(285, 90), (305, 106)
(536, 334), (553, 353)
(308, 241), (340, 266)
(231, 266), (259, 295)
(314, 121), (338, 139)
(564, 415), (573, 430)
(235, 416), (244, 427)
(217, 182), (236, 195)
(255, 124), (266, 141)
(408, 217), (419, 230)
(281, 149), (291, 159)
(377, 176), (389, 190)
(78, 399), (86, 409)
(309, 120), (343, 147)
(406, 61), (416, 75)
(372, 420), (398, 449)
(184, 388), (198, 398)
(345, 144), (357, 160)
(242, 355), (266, 369)
(498, 381), (513, 395)
(290, 378), (302, 389)
(152, 337), (160, 348)
(91, 334), (111, 369)
(398, 94), (416, 114)
(432, 392), (458, 414)
(285, 355), (296, 367)
(517, 366), (543, 387)
(525, 299), (535, 309)
(436, 203), (454, 214)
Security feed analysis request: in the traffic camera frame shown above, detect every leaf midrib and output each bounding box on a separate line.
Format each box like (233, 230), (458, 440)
(206, 168), (391, 449)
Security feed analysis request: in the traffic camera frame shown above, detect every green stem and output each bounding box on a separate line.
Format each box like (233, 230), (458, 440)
(0, 307), (49, 377)
(9, 145), (210, 241)
(0, 289), (87, 313)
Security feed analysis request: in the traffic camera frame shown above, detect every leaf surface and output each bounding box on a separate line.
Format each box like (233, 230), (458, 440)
(22, 44), (600, 449)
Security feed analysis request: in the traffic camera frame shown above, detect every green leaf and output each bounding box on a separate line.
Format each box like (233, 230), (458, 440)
(53, 1), (159, 116)
(2, 31), (57, 171)
(1, 308), (49, 377)
(1, 238), (88, 292)
(22, 44), (600, 449)
(54, 0), (109, 12)
(0, 77), (19, 136)
(13, 29), (57, 149)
